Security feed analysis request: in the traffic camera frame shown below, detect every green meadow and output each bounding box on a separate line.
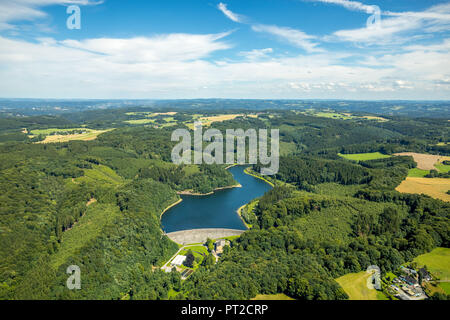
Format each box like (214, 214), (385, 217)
(338, 152), (392, 161)
(413, 247), (450, 280)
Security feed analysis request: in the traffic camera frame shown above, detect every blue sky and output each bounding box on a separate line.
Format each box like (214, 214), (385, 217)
(0, 0), (449, 99)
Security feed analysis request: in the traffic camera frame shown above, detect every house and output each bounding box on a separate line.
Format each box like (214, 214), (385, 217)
(215, 239), (228, 254)
(400, 266), (417, 275)
(400, 275), (418, 286)
(419, 268), (432, 281)
(171, 255), (187, 267)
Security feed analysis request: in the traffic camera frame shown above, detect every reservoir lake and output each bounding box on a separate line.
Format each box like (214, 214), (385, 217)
(161, 166), (273, 233)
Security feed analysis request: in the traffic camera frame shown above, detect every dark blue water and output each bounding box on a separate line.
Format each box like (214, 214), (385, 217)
(161, 166), (272, 233)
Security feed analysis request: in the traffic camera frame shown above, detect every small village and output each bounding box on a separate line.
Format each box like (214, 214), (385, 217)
(384, 265), (434, 300)
(161, 238), (231, 280)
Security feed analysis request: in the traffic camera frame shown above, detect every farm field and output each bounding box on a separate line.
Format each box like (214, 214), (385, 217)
(186, 113), (258, 129)
(338, 152), (392, 161)
(29, 128), (87, 135)
(125, 111), (177, 117)
(300, 110), (388, 122)
(395, 177), (450, 202)
(439, 282), (450, 295)
(335, 271), (381, 300)
(35, 129), (113, 144)
(407, 168), (430, 177)
(394, 152), (450, 171)
(413, 247), (450, 280)
(435, 162), (450, 174)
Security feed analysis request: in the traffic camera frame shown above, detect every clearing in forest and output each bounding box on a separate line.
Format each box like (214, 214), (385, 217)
(396, 177), (450, 202)
(35, 129), (113, 144)
(338, 152), (392, 161)
(186, 114), (258, 129)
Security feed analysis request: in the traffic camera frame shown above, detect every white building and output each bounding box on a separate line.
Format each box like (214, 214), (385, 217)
(171, 255), (187, 266)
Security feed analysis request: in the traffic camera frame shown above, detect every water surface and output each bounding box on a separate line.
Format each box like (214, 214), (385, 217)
(161, 166), (272, 233)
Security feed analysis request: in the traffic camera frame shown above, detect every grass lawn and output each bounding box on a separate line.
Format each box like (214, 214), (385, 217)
(338, 152), (392, 161)
(251, 293), (294, 300)
(384, 272), (397, 282)
(435, 162), (450, 174)
(413, 247), (450, 280)
(181, 245), (209, 256)
(336, 271), (381, 300)
(124, 119), (156, 124)
(438, 282), (450, 295)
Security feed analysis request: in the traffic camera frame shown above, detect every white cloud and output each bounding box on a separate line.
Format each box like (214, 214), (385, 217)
(309, 0), (377, 14)
(239, 48), (273, 60)
(0, 33), (448, 99)
(0, 0), (102, 30)
(217, 2), (243, 23)
(252, 24), (323, 53)
(60, 32), (233, 62)
(320, 2), (450, 45)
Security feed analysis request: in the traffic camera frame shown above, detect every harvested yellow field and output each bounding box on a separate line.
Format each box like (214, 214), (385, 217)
(361, 115), (388, 122)
(200, 114), (244, 125)
(37, 129), (113, 144)
(394, 152), (450, 170)
(187, 114), (258, 129)
(396, 177), (450, 202)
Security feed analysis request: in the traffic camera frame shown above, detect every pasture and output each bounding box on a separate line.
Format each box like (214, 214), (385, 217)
(34, 129), (112, 144)
(338, 152), (392, 161)
(335, 271), (380, 300)
(413, 247), (450, 280)
(407, 168), (429, 177)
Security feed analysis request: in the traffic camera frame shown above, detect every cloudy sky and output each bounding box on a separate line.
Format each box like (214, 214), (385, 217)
(0, 0), (449, 99)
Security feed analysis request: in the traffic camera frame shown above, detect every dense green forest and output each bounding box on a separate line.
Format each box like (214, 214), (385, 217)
(0, 105), (448, 300)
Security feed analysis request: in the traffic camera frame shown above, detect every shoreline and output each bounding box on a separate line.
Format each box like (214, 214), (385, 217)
(160, 198), (183, 219)
(236, 204), (251, 230)
(243, 167), (275, 187)
(176, 183), (242, 196)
